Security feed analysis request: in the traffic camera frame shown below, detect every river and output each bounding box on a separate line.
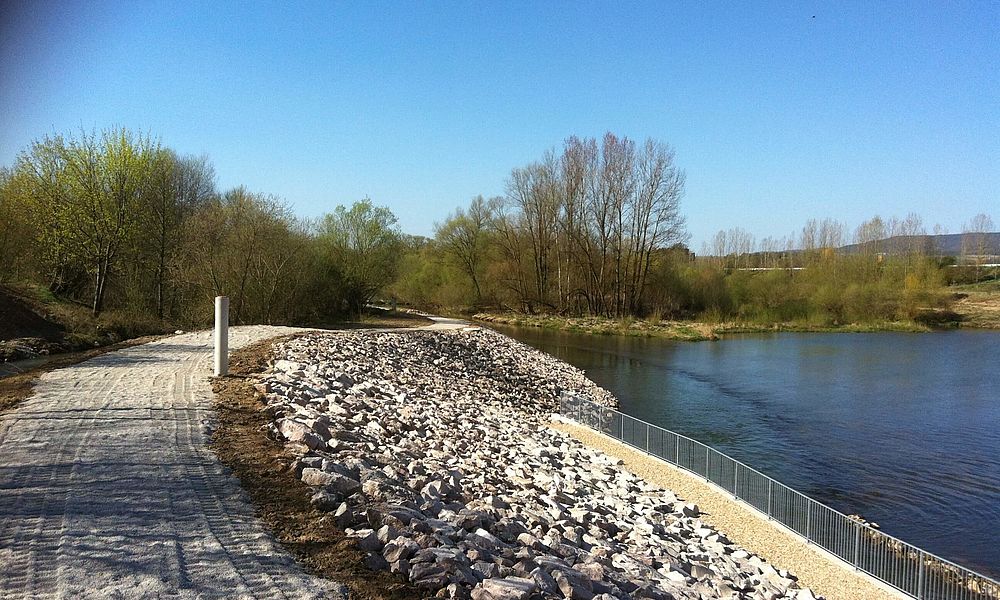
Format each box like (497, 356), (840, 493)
(491, 325), (1000, 580)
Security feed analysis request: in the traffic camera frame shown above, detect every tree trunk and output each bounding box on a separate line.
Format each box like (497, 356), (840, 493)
(93, 258), (108, 316)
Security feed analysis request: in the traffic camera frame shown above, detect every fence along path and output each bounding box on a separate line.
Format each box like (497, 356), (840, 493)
(559, 394), (1000, 600)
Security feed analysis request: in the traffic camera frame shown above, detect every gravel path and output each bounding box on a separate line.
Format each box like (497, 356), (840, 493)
(549, 419), (907, 600)
(0, 326), (342, 600)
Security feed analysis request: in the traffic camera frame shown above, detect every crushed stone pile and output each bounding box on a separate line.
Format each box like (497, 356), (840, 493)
(252, 328), (823, 600)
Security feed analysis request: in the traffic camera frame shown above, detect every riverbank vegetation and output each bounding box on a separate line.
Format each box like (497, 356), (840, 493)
(0, 128), (405, 342)
(2, 127), (997, 347)
(391, 135), (997, 333)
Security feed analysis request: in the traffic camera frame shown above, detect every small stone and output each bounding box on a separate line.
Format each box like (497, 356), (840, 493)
(476, 577), (536, 600)
(309, 490), (340, 511)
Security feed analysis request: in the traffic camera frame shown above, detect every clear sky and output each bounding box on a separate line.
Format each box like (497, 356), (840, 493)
(2, 1), (997, 249)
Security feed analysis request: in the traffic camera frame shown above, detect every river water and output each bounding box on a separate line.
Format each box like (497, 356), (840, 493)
(492, 325), (1000, 580)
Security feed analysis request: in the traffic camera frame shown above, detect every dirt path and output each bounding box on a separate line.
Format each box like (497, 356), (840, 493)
(0, 326), (343, 600)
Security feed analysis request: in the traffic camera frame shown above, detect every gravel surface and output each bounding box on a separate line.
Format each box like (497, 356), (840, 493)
(548, 419), (907, 600)
(0, 326), (343, 600)
(255, 327), (851, 599)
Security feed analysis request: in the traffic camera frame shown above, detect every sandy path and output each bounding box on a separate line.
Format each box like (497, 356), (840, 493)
(550, 418), (908, 600)
(0, 326), (342, 600)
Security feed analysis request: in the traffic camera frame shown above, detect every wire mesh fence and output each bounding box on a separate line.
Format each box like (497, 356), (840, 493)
(559, 394), (1000, 600)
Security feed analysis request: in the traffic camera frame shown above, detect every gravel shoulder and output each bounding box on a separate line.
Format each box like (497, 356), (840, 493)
(0, 326), (342, 599)
(548, 419), (907, 600)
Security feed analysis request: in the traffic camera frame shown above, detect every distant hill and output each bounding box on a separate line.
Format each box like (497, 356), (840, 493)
(838, 232), (1000, 256)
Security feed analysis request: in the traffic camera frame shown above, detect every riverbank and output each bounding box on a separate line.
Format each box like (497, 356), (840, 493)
(472, 313), (719, 340)
(241, 326), (837, 599)
(951, 283), (1000, 328)
(549, 418), (901, 600)
(472, 312), (935, 341)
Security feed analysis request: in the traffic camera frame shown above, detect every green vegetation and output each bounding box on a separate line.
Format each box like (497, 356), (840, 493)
(390, 134), (994, 333)
(473, 312), (716, 341)
(2, 127), (995, 347)
(0, 128), (404, 337)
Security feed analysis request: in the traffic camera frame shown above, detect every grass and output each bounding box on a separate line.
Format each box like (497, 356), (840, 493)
(3, 283), (174, 351)
(950, 278), (1000, 293)
(473, 312), (717, 341)
(949, 280), (1000, 328)
(472, 311), (969, 341)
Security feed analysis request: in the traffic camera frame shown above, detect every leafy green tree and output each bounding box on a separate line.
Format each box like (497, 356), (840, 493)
(319, 199), (402, 316)
(0, 167), (39, 283)
(435, 196), (497, 303)
(15, 128), (158, 314)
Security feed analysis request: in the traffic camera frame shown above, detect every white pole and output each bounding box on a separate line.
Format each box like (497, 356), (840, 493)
(214, 296), (229, 376)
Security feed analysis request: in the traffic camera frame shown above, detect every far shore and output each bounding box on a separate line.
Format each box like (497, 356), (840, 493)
(468, 287), (999, 339)
(472, 312), (945, 342)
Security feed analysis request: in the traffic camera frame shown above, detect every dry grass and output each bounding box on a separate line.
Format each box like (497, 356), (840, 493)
(473, 312), (717, 341)
(951, 289), (1000, 328)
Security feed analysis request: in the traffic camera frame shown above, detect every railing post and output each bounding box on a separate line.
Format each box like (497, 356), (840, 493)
(733, 464), (738, 499)
(620, 413), (624, 441)
(704, 446), (710, 481)
(674, 435), (679, 465)
(214, 296), (229, 376)
(916, 550), (924, 599)
(853, 524), (861, 570)
(805, 499), (811, 542)
(767, 479), (773, 519)
(645, 422), (650, 453)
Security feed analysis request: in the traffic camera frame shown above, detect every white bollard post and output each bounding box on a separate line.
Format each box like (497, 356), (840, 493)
(214, 296), (229, 376)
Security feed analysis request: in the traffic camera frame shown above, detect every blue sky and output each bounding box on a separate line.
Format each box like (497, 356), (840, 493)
(2, 1), (997, 249)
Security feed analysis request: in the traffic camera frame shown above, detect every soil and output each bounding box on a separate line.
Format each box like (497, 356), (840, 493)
(210, 335), (426, 600)
(0, 287), (66, 342)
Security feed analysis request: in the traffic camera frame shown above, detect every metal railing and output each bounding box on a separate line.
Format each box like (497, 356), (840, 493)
(559, 394), (1000, 600)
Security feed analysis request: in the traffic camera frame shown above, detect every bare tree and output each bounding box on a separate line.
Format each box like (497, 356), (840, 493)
(435, 196), (497, 302)
(508, 153), (562, 310)
(855, 216), (886, 252)
(962, 213), (996, 282)
(141, 150), (215, 318)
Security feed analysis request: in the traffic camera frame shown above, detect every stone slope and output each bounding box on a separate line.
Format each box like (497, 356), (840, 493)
(256, 328), (822, 600)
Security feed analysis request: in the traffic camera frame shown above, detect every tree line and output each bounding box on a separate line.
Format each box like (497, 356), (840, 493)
(396, 135), (994, 326)
(3, 127), (993, 332)
(395, 133), (689, 317)
(0, 128), (402, 327)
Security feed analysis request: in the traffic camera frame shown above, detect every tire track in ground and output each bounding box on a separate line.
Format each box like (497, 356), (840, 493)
(0, 327), (341, 599)
(1, 363), (124, 596)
